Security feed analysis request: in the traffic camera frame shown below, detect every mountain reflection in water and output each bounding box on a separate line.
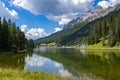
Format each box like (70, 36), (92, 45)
(0, 48), (119, 80)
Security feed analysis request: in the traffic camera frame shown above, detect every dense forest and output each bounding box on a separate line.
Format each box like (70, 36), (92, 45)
(35, 7), (120, 47)
(0, 17), (34, 52)
(87, 9), (120, 47)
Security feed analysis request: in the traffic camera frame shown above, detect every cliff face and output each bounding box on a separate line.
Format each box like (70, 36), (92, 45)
(64, 5), (115, 29)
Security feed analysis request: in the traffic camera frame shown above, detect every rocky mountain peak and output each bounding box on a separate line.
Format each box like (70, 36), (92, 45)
(64, 4), (116, 29)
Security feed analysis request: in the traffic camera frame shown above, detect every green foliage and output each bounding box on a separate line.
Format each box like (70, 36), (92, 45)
(48, 42), (56, 47)
(0, 68), (69, 80)
(0, 18), (2, 50)
(35, 22), (87, 46)
(26, 39), (35, 51)
(87, 8), (120, 47)
(0, 17), (27, 51)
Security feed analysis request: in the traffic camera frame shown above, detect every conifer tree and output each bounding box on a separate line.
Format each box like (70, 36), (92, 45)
(0, 17), (2, 49)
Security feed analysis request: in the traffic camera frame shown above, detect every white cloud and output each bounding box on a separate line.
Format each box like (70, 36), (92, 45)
(25, 54), (48, 67)
(20, 24), (27, 32)
(11, 0), (94, 15)
(110, 0), (120, 5)
(11, 0), (94, 25)
(54, 62), (62, 67)
(20, 25), (47, 40)
(54, 27), (62, 33)
(98, 0), (120, 9)
(47, 13), (78, 25)
(59, 69), (72, 77)
(98, 0), (111, 9)
(25, 53), (72, 77)
(0, 1), (18, 19)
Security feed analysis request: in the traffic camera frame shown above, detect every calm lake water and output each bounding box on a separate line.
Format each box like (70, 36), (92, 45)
(0, 48), (120, 80)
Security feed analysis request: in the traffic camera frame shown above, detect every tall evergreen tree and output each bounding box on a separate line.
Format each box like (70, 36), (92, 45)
(0, 17), (2, 49)
(115, 14), (120, 43)
(16, 27), (26, 51)
(27, 39), (35, 51)
(2, 17), (9, 50)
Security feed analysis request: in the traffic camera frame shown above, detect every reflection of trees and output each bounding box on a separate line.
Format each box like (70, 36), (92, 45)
(0, 52), (32, 69)
(86, 51), (120, 80)
(35, 48), (120, 80)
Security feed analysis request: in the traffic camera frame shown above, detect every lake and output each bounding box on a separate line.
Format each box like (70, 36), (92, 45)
(0, 48), (120, 80)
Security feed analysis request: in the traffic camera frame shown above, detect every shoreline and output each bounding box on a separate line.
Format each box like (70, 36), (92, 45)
(38, 46), (120, 50)
(82, 47), (120, 50)
(0, 68), (70, 80)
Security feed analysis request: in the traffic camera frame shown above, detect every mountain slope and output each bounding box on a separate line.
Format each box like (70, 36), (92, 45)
(35, 4), (120, 47)
(64, 5), (114, 29)
(60, 6), (120, 46)
(35, 21), (87, 44)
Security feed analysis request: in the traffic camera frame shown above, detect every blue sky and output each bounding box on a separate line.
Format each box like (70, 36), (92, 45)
(0, 0), (120, 39)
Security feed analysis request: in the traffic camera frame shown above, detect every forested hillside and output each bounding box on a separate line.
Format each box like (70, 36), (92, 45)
(0, 17), (34, 52)
(35, 22), (87, 45)
(60, 8), (120, 46)
(88, 8), (120, 47)
(35, 7), (120, 47)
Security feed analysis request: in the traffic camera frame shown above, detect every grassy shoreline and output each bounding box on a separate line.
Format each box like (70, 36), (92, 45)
(83, 42), (120, 50)
(39, 43), (120, 50)
(0, 68), (70, 80)
(84, 46), (120, 50)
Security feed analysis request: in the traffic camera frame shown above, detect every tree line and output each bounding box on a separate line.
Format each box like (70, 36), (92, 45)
(88, 9), (120, 47)
(0, 17), (34, 52)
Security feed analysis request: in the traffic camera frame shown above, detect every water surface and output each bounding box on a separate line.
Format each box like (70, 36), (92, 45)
(0, 48), (120, 80)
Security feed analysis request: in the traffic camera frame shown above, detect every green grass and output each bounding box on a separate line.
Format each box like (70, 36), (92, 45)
(0, 68), (70, 80)
(48, 42), (56, 47)
(85, 42), (120, 50)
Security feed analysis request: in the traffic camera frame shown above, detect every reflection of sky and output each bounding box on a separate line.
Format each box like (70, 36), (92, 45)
(34, 48), (48, 52)
(80, 50), (86, 55)
(24, 53), (72, 77)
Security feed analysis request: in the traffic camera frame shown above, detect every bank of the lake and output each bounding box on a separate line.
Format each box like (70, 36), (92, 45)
(0, 51), (69, 80)
(84, 42), (120, 50)
(0, 68), (70, 80)
(39, 42), (120, 50)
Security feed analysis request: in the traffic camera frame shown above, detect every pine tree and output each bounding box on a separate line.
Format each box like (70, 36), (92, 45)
(108, 15), (116, 47)
(7, 19), (12, 50)
(27, 39), (35, 51)
(115, 14), (120, 43)
(15, 27), (26, 50)
(101, 19), (108, 46)
(10, 23), (17, 51)
(2, 17), (9, 50)
(0, 17), (2, 49)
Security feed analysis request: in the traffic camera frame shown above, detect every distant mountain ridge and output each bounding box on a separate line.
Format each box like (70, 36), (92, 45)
(35, 4), (120, 47)
(64, 5), (115, 29)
